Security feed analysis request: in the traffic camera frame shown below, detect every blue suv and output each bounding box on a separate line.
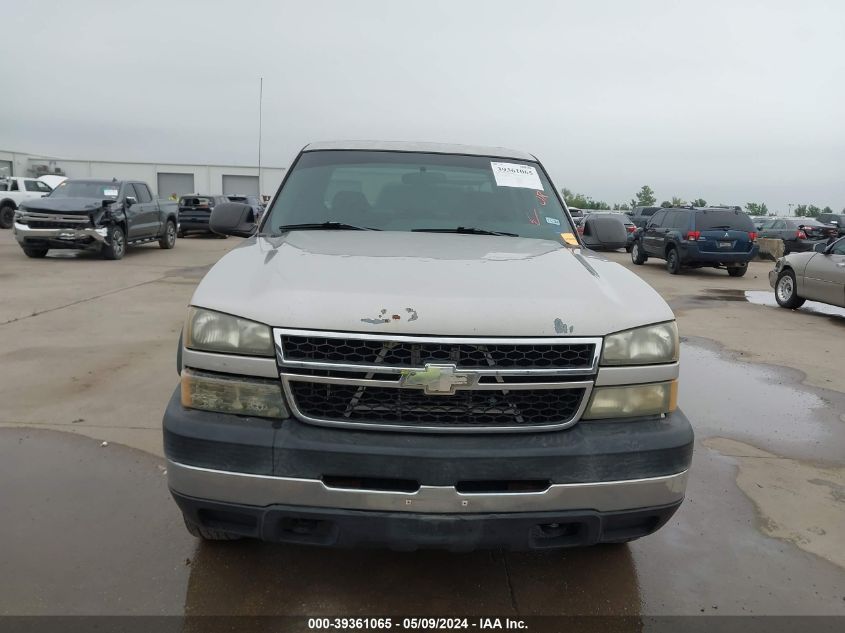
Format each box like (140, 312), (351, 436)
(631, 207), (759, 276)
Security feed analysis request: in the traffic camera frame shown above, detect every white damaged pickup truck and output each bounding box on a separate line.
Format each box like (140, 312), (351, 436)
(164, 141), (692, 550)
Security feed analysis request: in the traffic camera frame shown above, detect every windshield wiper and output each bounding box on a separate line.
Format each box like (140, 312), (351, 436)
(412, 227), (520, 237)
(708, 225), (733, 230)
(276, 222), (380, 232)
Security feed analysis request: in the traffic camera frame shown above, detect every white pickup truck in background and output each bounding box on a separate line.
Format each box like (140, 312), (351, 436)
(0, 177), (55, 229)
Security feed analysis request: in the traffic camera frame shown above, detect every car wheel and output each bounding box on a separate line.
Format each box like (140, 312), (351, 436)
(183, 517), (241, 541)
(159, 220), (176, 249)
(665, 247), (681, 274)
(631, 241), (647, 265)
(727, 263), (748, 277)
(22, 246), (49, 258)
(775, 269), (805, 309)
(101, 225), (126, 260)
(0, 204), (15, 229)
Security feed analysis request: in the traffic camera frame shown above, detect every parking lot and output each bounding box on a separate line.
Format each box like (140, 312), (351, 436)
(1, 230), (843, 617)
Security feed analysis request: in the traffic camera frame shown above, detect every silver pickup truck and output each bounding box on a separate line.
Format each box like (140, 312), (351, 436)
(164, 141), (693, 550)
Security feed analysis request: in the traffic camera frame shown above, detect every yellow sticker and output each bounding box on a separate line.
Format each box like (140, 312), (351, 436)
(561, 232), (579, 246)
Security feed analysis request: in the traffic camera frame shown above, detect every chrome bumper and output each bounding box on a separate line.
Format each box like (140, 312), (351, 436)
(167, 459), (688, 514)
(14, 221), (108, 243)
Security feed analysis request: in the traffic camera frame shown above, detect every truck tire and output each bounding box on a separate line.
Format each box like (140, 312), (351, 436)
(183, 517), (241, 541)
(101, 225), (126, 260)
(775, 269), (805, 309)
(0, 204), (15, 229)
(630, 241), (647, 265)
(159, 220), (177, 249)
(727, 263), (748, 277)
(22, 246), (49, 258)
(665, 247), (681, 274)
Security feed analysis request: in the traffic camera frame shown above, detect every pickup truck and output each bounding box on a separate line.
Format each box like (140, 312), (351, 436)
(165, 141), (693, 550)
(626, 206), (663, 229)
(0, 177), (54, 229)
(13, 179), (178, 260)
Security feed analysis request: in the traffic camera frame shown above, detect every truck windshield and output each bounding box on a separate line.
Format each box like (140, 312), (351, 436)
(49, 181), (120, 199)
(263, 150), (574, 242)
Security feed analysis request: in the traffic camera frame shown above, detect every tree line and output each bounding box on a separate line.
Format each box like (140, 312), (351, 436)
(562, 186), (842, 217)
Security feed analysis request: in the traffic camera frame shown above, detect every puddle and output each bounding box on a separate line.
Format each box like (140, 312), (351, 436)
(704, 437), (845, 569)
(745, 290), (845, 319)
(690, 288), (845, 323)
(679, 342), (845, 462)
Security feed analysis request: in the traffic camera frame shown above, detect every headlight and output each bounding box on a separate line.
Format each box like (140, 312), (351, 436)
(185, 307), (273, 356)
(601, 321), (679, 366)
(582, 381), (678, 420)
(181, 368), (288, 418)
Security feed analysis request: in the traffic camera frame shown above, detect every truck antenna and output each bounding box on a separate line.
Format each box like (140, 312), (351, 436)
(257, 77), (263, 201)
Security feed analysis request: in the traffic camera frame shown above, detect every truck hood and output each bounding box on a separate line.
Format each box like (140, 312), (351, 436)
(20, 197), (111, 214)
(190, 232), (675, 337)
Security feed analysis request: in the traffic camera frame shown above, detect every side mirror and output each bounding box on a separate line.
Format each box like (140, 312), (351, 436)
(210, 202), (256, 238)
(813, 242), (829, 254)
(125, 196), (137, 207)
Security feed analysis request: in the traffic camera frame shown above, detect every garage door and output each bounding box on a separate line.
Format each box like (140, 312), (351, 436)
(222, 175), (259, 196)
(157, 173), (195, 199)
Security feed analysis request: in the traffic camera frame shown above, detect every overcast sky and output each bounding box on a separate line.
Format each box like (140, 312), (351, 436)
(2, 0), (843, 211)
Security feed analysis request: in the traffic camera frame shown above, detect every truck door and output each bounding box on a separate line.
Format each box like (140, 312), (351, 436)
(133, 183), (159, 237)
(122, 183), (144, 239)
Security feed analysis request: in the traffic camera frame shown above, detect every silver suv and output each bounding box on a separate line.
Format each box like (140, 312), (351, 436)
(164, 141), (692, 550)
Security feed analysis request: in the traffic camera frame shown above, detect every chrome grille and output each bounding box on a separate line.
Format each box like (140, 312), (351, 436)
(275, 329), (601, 433)
(282, 334), (596, 369)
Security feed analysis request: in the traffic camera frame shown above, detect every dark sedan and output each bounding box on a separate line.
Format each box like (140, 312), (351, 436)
(757, 217), (838, 254)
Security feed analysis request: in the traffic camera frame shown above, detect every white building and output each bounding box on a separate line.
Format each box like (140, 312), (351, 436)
(0, 149), (286, 200)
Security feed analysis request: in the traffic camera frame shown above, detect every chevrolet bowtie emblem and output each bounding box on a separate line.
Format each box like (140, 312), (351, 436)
(399, 364), (478, 395)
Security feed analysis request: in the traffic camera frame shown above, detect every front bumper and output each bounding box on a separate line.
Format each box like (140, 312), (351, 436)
(163, 388), (693, 548)
(172, 492), (683, 550)
(769, 269), (779, 288)
(14, 221), (107, 246)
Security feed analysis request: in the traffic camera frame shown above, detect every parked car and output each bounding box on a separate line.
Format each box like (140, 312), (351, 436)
(752, 217), (770, 231)
(576, 212), (631, 251)
(177, 195), (224, 237)
(0, 177), (53, 228)
(631, 206), (758, 276)
(818, 212), (845, 237)
(757, 217), (838, 254)
(770, 236), (845, 309)
(626, 206), (662, 229)
(13, 179), (178, 260)
(164, 140), (693, 550)
(178, 194), (262, 237)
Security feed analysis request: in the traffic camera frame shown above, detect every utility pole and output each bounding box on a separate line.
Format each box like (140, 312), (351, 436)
(788, 203), (794, 216)
(258, 77), (263, 200)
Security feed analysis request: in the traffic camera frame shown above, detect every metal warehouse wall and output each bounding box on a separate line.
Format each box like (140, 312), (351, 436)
(0, 150), (286, 199)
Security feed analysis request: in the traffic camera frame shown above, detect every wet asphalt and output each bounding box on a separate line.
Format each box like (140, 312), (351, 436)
(2, 342), (843, 618)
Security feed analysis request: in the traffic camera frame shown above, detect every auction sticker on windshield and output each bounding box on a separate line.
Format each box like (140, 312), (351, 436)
(491, 162), (543, 189)
(104, 189), (119, 197)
